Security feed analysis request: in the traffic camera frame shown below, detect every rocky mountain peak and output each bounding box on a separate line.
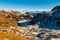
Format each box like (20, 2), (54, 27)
(51, 6), (60, 11)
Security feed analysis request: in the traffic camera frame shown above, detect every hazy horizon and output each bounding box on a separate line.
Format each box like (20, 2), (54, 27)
(0, 0), (60, 11)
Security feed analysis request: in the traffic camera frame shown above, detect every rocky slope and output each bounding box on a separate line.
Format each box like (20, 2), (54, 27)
(0, 10), (29, 40)
(0, 6), (60, 40)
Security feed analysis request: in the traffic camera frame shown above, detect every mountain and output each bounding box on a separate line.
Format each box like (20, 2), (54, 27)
(18, 6), (60, 30)
(0, 6), (60, 40)
(51, 6), (60, 11)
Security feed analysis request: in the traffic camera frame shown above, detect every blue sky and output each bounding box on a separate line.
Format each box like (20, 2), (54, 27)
(0, 0), (60, 11)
